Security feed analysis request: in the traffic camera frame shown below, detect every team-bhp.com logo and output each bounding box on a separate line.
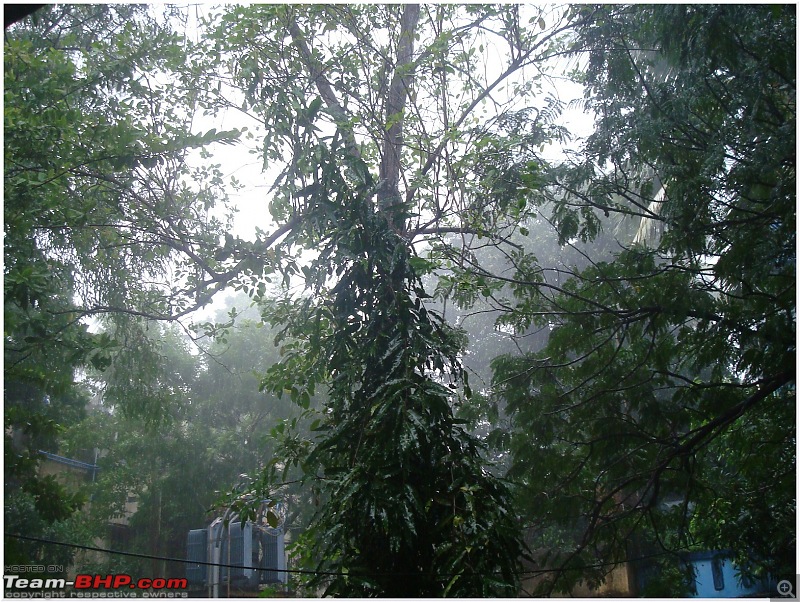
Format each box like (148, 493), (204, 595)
(4, 574), (188, 598)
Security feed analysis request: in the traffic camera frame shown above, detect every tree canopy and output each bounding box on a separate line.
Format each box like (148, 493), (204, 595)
(4, 3), (240, 573)
(4, 4), (794, 598)
(491, 4), (795, 593)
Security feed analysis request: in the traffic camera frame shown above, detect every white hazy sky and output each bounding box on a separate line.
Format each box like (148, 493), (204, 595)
(178, 4), (595, 320)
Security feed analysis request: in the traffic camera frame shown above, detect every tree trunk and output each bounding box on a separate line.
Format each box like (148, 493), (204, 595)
(378, 4), (421, 232)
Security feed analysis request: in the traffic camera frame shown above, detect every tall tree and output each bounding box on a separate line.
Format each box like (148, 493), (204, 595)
(4, 4), (239, 567)
(202, 4), (580, 596)
(491, 4), (795, 594)
(4, 4), (240, 412)
(63, 322), (221, 579)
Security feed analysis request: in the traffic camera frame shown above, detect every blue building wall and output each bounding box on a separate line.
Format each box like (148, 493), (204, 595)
(685, 551), (765, 598)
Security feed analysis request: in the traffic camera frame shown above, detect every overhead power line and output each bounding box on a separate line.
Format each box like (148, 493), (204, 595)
(6, 533), (338, 578)
(6, 532), (681, 581)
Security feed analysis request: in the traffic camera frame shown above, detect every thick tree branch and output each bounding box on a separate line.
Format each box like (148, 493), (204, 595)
(409, 225), (480, 238)
(378, 4), (420, 224)
(287, 13), (362, 163)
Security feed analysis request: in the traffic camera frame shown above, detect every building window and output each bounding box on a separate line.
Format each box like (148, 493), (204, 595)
(711, 557), (725, 591)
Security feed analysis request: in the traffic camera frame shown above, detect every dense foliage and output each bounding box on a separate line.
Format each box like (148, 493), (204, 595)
(201, 5), (578, 595)
(4, 4), (794, 598)
(491, 4), (795, 593)
(256, 143), (524, 595)
(60, 316), (301, 579)
(4, 4), (237, 571)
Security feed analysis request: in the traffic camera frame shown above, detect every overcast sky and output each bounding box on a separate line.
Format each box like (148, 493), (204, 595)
(178, 5), (595, 320)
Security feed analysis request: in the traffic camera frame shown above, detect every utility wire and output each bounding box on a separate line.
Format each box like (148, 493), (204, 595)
(6, 532), (680, 580)
(6, 533), (337, 578)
